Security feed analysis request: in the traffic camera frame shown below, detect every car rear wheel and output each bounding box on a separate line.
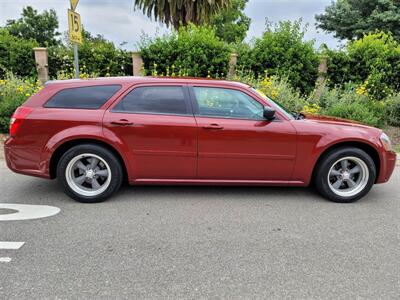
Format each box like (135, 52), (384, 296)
(314, 147), (376, 203)
(57, 144), (123, 203)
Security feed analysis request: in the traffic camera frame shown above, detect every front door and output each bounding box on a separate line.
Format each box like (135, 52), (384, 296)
(190, 86), (297, 181)
(103, 84), (197, 180)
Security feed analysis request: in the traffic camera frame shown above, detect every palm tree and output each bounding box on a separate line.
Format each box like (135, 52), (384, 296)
(133, 0), (232, 30)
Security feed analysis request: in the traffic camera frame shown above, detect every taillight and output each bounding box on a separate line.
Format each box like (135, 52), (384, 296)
(9, 107), (33, 137)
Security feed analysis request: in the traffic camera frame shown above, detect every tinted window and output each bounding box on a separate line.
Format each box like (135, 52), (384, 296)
(113, 86), (188, 115)
(193, 87), (264, 119)
(45, 85), (121, 109)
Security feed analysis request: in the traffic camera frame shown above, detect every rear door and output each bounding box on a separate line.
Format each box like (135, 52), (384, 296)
(103, 84), (197, 180)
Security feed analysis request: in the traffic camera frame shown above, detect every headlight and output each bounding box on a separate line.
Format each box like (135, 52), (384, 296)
(380, 132), (393, 151)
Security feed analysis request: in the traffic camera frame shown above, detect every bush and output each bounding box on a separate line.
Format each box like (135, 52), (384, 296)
(237, 20), (320, 94)
(322, 101), (382, 127)
(384, 94), (400, 126)
(326, 32), (400, 100)
(256, 74), (307, 112)
(316, 86), (385, 127)
(0, 73), (42, 132)
(325, 49), (353, 87)
(0, 29), (38, 78)
(248, 73), (391, 127)
(139, 24), (232, 78)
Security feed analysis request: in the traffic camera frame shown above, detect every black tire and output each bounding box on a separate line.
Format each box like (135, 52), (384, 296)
(57, 144), (123, 203)
(314, 147), (376, 203)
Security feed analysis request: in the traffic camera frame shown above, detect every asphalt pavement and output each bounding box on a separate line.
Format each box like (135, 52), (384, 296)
(0, 159), (399, 299)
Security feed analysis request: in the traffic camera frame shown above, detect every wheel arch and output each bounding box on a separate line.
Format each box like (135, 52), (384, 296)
(49, 138), (128, 180)
(311, 141), (381, 184)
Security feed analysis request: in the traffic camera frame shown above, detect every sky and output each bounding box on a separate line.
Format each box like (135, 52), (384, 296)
(0, 0), (342, 50)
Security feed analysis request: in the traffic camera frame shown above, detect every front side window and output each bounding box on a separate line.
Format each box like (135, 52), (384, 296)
(193, 87), (264, 120)
(113, 86), (188, 115)
(45, 85), (121, 109)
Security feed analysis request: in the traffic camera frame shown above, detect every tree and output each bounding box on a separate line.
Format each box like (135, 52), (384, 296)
(210, 0), (251, 43)
(316, 0), (400, 40)
(133, 0), (232, 30)
(5, 6), (60, 46)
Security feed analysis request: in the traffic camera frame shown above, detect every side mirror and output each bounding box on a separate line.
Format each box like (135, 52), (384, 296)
(263, 106), (276, 120)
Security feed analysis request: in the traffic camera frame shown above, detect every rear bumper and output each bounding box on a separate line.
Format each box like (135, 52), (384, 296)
(376, 150), (397, 184)
(4, 137), (50, 179)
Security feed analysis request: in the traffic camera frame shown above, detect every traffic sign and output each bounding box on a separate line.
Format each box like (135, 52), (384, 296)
(70, 0), (79, 11)
(68, 9), (83, 45)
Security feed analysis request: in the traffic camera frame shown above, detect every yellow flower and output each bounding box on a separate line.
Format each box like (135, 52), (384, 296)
(258, 75), (279, 99)
(356, 81), (368, 96)
(302, 104), (321, 115)
(271, 90), (279, 98)
(25, 93), (30, 97)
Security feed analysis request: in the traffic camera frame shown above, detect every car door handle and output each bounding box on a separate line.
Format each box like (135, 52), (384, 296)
(110, 119), (134, 126)
(202, 124), (224, 130)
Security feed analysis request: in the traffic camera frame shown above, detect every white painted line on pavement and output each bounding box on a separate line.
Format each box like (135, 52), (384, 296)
(0, 241), (25, 249)
(0, 203), (60, 221)
(0, 242), (24, 263)
(0, 257), (12, 263)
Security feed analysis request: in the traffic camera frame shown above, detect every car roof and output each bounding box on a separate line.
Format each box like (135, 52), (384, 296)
(45, 76), (252, 89)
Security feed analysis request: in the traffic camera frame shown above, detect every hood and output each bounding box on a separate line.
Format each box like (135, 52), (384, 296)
(299, 114), (383, 138)
(303, 114), (372, 128)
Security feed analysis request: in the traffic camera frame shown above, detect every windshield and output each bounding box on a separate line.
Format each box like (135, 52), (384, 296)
(251, 88), (295, 120)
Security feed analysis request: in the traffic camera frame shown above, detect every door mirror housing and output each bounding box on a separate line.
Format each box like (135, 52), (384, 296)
(263, 106), (276, 120)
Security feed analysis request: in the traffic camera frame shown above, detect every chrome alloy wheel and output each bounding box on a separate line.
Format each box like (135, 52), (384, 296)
(65, 153), (112, 197)
(327, 156), (369, 197)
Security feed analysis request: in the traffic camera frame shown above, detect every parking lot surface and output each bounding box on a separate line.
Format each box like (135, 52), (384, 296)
(0, 160), (399, 299)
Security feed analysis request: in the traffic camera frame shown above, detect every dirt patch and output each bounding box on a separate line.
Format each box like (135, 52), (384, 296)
(385, 126), (400, 153)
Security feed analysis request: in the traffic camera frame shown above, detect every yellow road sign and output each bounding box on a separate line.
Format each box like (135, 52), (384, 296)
(70, 0), (79, 11)
(68, 9), (82, 45)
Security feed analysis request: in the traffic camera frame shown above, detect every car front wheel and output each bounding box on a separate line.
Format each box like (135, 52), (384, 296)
(314, 147), (376, 203)
(57, 144), (123, 203)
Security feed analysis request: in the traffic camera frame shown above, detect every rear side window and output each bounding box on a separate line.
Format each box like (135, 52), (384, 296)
(45, 85), (121, 109)
(112, 86), (188, 115)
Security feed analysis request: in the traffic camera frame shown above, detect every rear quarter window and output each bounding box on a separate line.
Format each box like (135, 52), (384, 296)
(44, 85), (121, 109)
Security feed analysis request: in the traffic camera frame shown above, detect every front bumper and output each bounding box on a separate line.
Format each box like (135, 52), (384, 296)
(376, 150), (397, 184)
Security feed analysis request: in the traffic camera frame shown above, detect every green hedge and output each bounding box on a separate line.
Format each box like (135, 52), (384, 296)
(0, 29), (38, 78)
(326, 32), (400, 100)
(237, 21), (320, 95)
(139, 24), (232, 78)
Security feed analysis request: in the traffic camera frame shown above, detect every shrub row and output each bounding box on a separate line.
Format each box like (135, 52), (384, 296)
(2, 23), (400, 102)
(250, 74), (400, 128)
(0, 71), (398, 134)
(0, 29), (132, 80)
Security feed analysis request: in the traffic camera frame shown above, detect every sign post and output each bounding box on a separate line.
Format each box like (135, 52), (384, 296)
(68, 0), (82, 79)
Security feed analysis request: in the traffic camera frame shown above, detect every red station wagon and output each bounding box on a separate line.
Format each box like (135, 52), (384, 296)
(4, 77), (397, 203)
